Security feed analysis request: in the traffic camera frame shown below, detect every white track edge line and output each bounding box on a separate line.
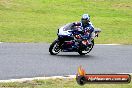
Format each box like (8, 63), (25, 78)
(0, 42), (123, 45)
(95, 44), (122, 45)
(0, 75), (76, 83)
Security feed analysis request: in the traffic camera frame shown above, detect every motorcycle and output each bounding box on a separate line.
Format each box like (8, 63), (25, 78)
(49, 23), (101, 55)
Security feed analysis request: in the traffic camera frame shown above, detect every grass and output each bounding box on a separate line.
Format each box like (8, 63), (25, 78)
(0, 0), (132, 44)
(0, 78), (132, 88)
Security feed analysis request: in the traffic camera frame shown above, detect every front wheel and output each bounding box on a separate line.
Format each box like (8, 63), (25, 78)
(78, 40), (94, 55)
(49, 39), (61, 55)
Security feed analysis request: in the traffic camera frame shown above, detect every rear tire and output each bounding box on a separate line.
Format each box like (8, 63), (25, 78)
(49, 39), (61, 55)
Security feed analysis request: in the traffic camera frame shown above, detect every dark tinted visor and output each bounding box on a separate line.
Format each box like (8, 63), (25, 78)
(81, 19), (89, 24)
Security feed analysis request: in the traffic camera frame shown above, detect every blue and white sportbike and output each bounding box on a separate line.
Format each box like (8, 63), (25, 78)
(49, 23), (101, 55)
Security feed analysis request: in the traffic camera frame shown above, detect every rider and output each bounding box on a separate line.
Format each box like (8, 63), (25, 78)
(58, 14), (95, 46)
(73, 14), (95, 44)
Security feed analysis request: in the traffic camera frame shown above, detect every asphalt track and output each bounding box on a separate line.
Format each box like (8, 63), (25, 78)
(0, 43), (132, 80)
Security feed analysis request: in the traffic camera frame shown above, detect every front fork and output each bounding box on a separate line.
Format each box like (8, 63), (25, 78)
(79, 39), (93, 51)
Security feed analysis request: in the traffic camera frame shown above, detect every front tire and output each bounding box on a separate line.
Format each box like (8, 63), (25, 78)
(49, 39), (61, 55)
(78, 40), (94, 55)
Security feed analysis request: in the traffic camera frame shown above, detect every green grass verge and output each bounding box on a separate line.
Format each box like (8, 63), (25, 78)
(0, 78), (132, 88)
(0, 0), (132, 44)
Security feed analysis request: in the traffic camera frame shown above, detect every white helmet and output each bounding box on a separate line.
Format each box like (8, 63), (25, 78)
(82, 14), (90, 21)
(81, 14), (90, 26)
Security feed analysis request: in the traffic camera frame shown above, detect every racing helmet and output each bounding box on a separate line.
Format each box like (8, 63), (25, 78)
(81, 14), (90, 26)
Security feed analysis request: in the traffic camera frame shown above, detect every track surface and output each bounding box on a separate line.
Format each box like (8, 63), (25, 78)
(0, 43), (132, 80)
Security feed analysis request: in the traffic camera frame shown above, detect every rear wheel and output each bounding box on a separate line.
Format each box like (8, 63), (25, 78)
(78, 40), (94, 55)
(49, 39), (61, 55)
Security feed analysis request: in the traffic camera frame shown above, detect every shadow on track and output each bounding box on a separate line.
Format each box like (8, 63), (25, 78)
(53, 54), (95, 60)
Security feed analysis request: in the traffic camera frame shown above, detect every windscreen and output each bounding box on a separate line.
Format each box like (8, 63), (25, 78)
(63, 23), (74, 31)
